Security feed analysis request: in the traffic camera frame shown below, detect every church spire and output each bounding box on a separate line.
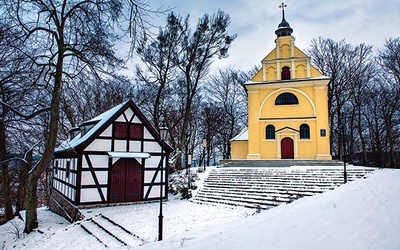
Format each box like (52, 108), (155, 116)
(275, 2), (293, 37)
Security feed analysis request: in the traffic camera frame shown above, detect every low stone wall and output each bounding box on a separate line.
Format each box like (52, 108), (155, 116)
(48, 190), (83, 222)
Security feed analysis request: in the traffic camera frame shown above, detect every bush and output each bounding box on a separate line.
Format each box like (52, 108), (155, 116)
(168, 170), (199, 199)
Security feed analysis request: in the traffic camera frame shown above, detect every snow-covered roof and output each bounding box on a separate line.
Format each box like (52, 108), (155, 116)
(230, 128), (248, 142)
(56, 102), (125, 152)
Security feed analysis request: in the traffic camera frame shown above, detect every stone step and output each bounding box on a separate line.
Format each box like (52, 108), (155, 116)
(193, 167), (375, 210)
(219, 160), (345, 168)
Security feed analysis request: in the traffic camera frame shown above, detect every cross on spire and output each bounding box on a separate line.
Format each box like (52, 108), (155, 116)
(279, 2), (287, 16)
(275, 2), (293, 37)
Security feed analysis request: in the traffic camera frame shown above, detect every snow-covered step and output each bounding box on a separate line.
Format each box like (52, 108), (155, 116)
(78, 214), (146, 248)
(92, 214), (146, 247)
(192, 196), (277, 210)
(79, 219), (125, 249)
(193, 167), (375, 210)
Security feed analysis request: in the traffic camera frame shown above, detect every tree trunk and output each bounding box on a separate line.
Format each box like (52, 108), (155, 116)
(24, 53), (63, 233)
(357, 116), (368, 166)
(1, 163), (13, 221)
(24, 174), (38, 232)
(0, 118), (13, 221)
(16, 150), (30, 213)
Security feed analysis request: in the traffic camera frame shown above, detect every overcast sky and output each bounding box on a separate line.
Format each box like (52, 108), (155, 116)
(141, 0), (400, 72)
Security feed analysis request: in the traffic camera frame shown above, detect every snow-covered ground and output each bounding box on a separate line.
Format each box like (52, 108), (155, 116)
(1, 168), (400, 250)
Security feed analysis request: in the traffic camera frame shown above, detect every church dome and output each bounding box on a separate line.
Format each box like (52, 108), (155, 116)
(275, 3), (293, 37)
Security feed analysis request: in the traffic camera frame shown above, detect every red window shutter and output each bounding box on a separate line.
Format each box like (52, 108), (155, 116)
(114, 123), (128, 139)
(130, 124), (143, 139)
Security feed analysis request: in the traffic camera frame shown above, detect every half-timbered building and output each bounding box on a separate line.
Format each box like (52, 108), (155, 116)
(49, 100), (172, 221)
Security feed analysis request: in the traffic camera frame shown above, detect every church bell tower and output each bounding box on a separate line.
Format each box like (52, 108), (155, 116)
(230, 3), (332, 161)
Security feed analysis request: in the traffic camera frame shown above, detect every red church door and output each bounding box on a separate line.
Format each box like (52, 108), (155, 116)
(110, 158), (143, 203)
(281, 137), (294, 159)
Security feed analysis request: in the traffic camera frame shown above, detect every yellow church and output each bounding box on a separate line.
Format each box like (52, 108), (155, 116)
(231, 5), (332, 160)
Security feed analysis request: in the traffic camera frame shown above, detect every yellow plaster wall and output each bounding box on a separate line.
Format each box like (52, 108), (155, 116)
(260, 139), (277, 159)
(295, 64), (306, 78)
(230, 141), (248, 159)
(231, 31), (332, 160)
(259, 88), (315, 119)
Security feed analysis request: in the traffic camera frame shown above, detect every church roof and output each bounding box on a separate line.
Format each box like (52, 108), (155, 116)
(230, 128), (248, 142)
(275, 3), (293, 37)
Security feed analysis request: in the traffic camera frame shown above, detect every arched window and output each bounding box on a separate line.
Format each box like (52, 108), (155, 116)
(281, 66), (291, 80)
(300, 124), (310, 139)
(266, 125), (275, 139)
(275, 93), (298, 105)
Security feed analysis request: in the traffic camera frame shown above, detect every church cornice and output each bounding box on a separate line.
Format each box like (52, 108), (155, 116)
(246, 77), (330, 87)
(262, 56), (310, 63)
(260, 117), (316, 122)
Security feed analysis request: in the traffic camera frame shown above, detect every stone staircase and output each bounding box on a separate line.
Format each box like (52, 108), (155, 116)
(219, 159), (344, 168)
(192, 167), (375, 210)
(78, 213), (147, 248)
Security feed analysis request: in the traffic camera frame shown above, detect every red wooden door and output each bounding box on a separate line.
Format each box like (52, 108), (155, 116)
(125, 159), (142, 201)
(281, 137), (294, 159)
(110, 158), (142, 203)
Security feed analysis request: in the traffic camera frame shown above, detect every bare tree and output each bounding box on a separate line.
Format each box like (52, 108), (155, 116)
(176, 10), (236, 164)
(378, 38), (400, 85)
(206, 67), (247, 159)
(135, 10), (236, 169)
(1, 0), (162, 233)
(308, 37), (373, 159)
(60, 74), (135, 137)
(135, 12), (185, 129)
(375, 38), (400, 167)
(0, 18), (48, 222)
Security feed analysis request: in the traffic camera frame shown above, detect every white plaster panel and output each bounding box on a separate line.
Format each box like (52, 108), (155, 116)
(114, 140), (127, 151)
(85, 139), (111, 152)
(146, 156), (161, 167)
(143, 186), (149, 196)
(71, 173), (76, 186)
(112, 157), (118, 165)
(132, 115), (141, 124)
(144, 141), (161, 152)
(144, 170), (156, 183)
(96, 171), (109, 184)
(115, 114), (126, 122)
(147, 186), (163, 198)
(100, 125), (112, 137)
(67, 173), (74, 185)
(87, 155), (109, 168)
(80, 188), (102, 203)
(143, 127), (153, 139)
(81, 172), (95, 185)
(82, 156), (87, 168)
(68, 188), (72, 200)
(102, 188), (107, 201)
(71, 189), (76, 202)
(129, 141), (141, 152)
(124, 108), (134, 121)
(60, 168), (64, 180)
(71, 159), (76, 171)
